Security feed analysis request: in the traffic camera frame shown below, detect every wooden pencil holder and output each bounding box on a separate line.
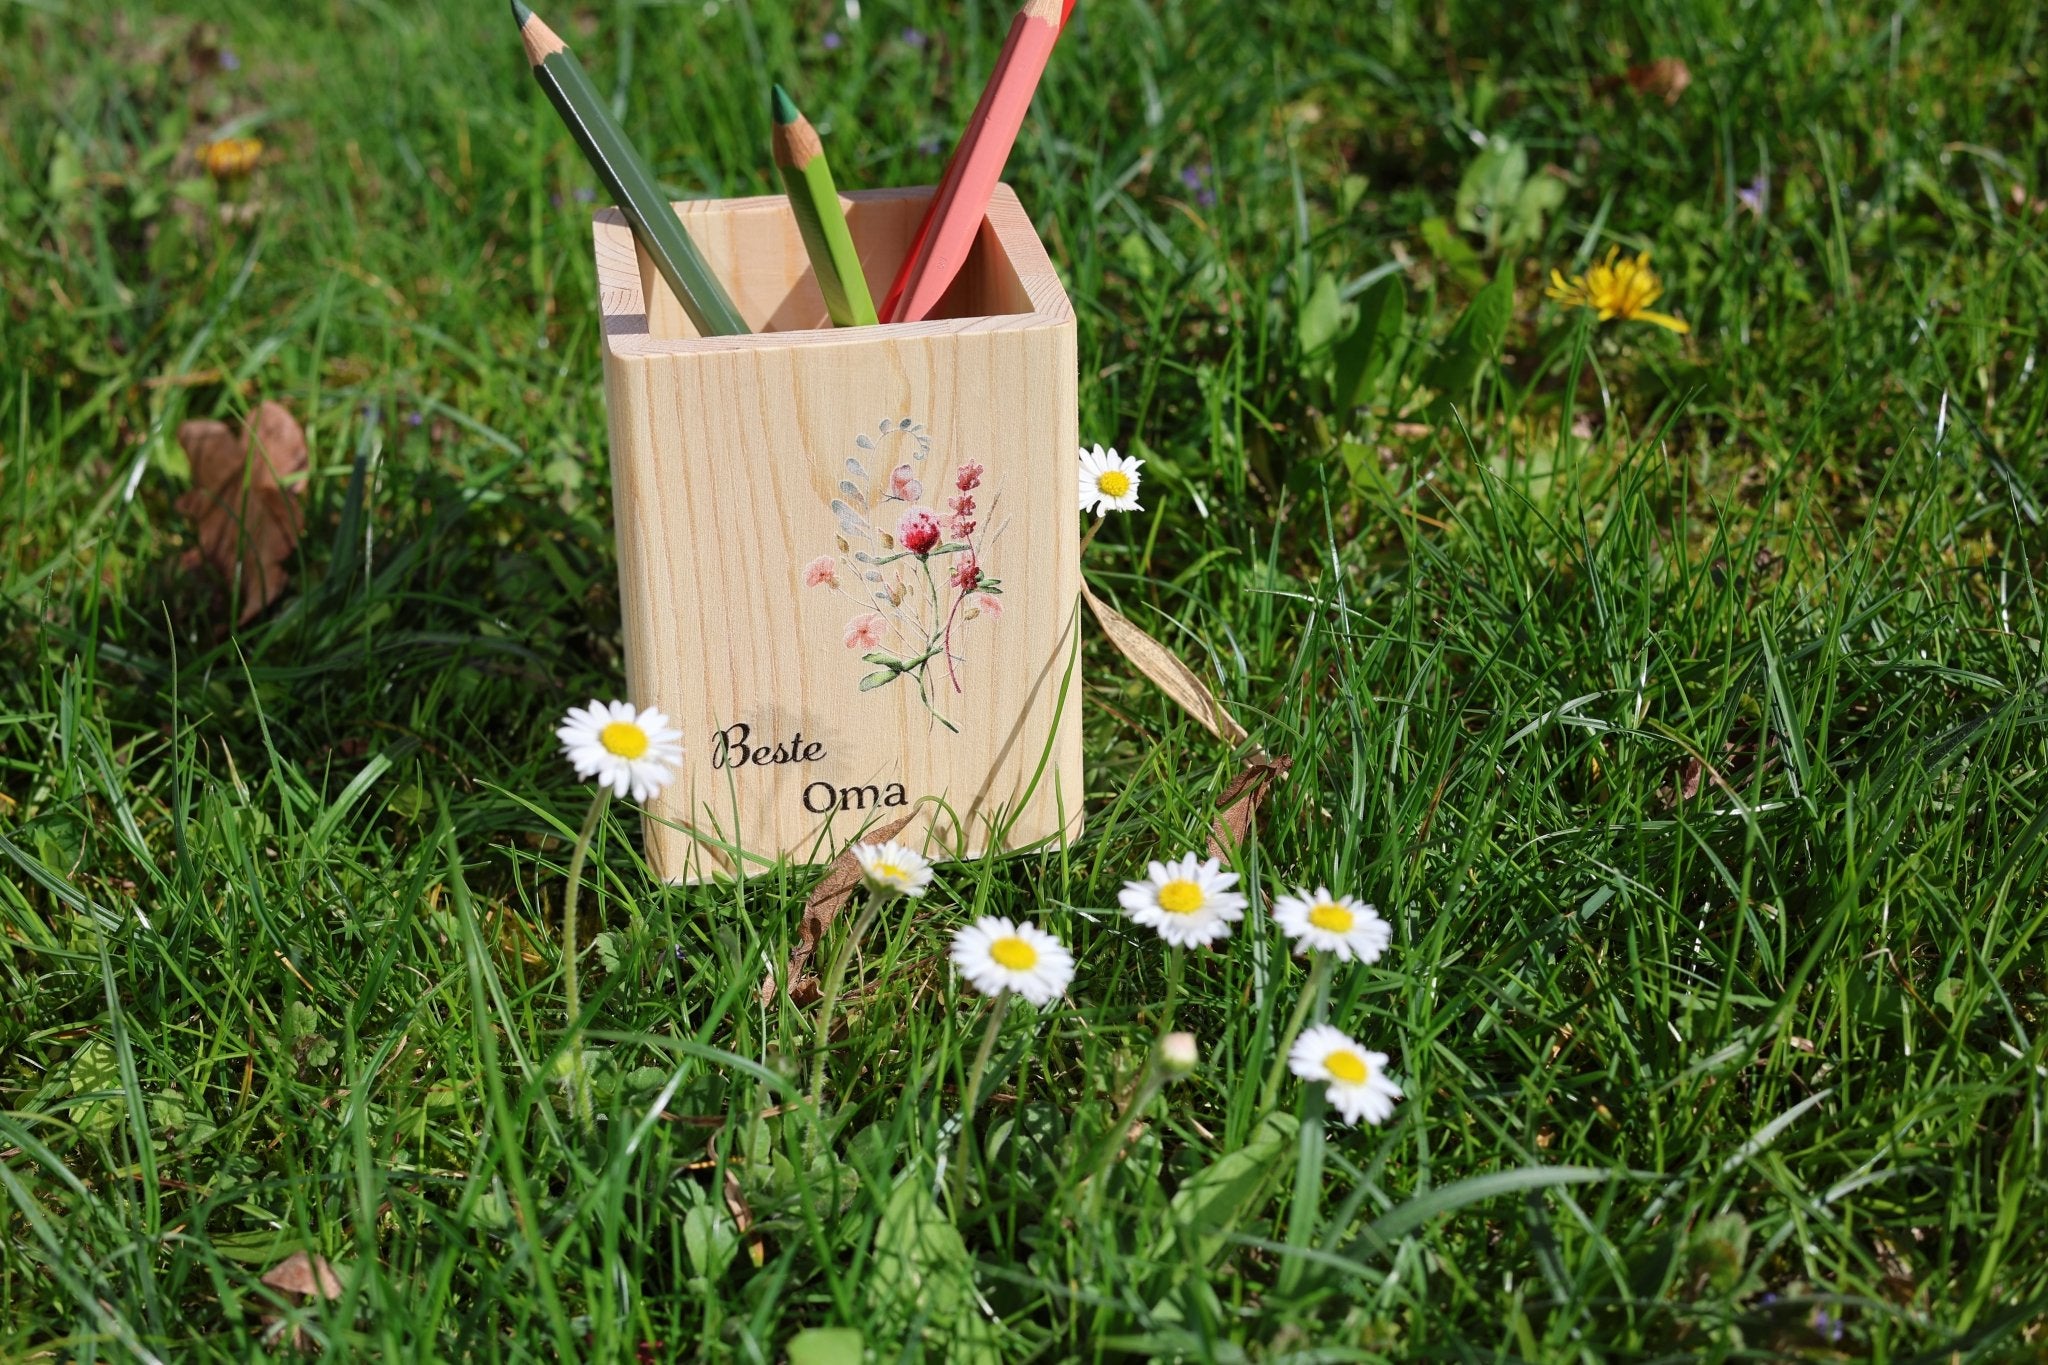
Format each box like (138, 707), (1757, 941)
(591, 183), (1083, 881)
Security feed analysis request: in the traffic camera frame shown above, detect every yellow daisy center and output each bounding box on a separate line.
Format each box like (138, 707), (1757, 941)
(1308, 903), (1354, 933)
(1324, 1049), (1368, 1085)
(1156, 880), (1205, 914)
(600, 721), (650, 758)
(990, 936), (1038, 971)
(1096, 469), (1131, 497)
(870, 862), (905, 883)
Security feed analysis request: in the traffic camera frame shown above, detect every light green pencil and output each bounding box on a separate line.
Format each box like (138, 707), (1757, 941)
(770, 85), (878, 327)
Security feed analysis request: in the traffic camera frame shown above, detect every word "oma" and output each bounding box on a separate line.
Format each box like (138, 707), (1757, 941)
(802, 780), (909, 814)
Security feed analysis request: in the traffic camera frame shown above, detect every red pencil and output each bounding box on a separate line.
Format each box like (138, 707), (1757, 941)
(882, 0), (1066, 323)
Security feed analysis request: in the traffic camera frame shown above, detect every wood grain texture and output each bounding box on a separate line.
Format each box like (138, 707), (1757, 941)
(592, 184), (1082, 881)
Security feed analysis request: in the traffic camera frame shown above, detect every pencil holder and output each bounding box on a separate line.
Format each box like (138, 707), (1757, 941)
(591, 184), (1083, 881)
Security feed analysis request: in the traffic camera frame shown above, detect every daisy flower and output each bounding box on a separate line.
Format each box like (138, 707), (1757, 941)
(852, 840), (933, 898)
(557, 699), (683, 801)
(1118, 854), (1247, 947)
(949, 916), (1074, 1005)
(1078, 444), (1143, 515)
(1273, 886), (1392, 963)
(1288, 1024), (1403, 1126)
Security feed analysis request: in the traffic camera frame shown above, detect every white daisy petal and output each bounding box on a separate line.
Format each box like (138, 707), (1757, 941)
(1272, 886), (1392, 963)
(1077, 443), (1144, 516)
(558, 698), (684, 802)
(949, 916), (1074, 1004)
(852, 840), (934, 899)
(1287, 1024), (1402, 1127)
(1117, 852), (1247, 947)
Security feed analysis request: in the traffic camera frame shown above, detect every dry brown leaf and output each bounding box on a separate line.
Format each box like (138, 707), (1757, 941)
(757, 813), (916, 1006)
(260, 1250), (343, 1299)
(1677, 755), (1704, 802)
(175, 400), (307, 625)
(1625, 57), (1692, 104)
(1081, 580), (1247, 745)
(1207, 751), (1293, 858)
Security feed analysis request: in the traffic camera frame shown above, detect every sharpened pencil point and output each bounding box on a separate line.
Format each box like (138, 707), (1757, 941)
(510, 0), (533, 26)
(771, 84), (800, 126)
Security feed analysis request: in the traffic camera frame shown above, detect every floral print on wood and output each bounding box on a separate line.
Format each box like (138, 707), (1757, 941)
(803, 417), (1004, 732)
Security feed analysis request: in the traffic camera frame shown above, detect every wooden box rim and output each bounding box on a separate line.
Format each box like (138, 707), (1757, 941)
(591, 182), (1074, 361)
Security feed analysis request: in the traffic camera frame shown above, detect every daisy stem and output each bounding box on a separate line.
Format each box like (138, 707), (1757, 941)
(561, 785), (609, 1126)
(950, 990), (1013, 1214)
(1078, 1056), (1164, 1207)
(811, 890), (887, 1109)
(1077, 512), (1106, 557)
(1160, 946), (1185, 1031)
(1260, 952), (1333, 1112)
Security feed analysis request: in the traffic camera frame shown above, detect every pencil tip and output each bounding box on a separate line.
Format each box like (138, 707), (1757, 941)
(510, 0), (533, 26)
(770, 83), (799, 125)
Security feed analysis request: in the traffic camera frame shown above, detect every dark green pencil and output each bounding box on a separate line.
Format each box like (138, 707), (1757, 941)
(513, 1), (747, 336)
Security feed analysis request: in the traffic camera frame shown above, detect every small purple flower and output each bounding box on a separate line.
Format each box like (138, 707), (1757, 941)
(1737, 171), (1769, 217)
(550, 192), (564, 208)
(918, 135), (943, 156)
(901, 25), (927, 47)
(406, 411), (424, 428)
(1759, 1292), (1779, 1307)
(1180, 165), (1206, 189)
(1810, 1309), (1843, 1344)
(822, 30), (843, 49)
(1197, 188), (1217, 208)
(220, 49), (241, 72)
(574, 186), (595, 203)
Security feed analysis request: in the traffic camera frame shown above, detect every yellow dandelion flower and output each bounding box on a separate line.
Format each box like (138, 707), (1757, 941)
(199, 137), (264, 181)
(1546, 246), (1690, 334)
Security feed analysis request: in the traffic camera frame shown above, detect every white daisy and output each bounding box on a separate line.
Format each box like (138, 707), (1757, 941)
(852, 840), (933, 899)
(1287, 1023), (1403, 1126)
(1077, 443), (1143, 515)
(949, 916), (1074, 1006)
(1118, 854), (1247, 948)
(1272, 886), (1392, 963)
(557, 699), (684, 801)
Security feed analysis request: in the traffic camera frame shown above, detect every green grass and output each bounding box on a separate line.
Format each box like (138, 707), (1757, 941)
(4, 0), (2047, 1358)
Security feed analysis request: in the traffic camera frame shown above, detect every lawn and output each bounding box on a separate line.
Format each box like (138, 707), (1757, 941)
(3, 0), (2047, 1358)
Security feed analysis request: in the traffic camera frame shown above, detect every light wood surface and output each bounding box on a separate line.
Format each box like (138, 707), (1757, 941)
(592, 184), (1083, 880)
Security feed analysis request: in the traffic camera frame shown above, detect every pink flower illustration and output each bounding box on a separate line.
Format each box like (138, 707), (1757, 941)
(945, 492), (976, 539)
(813, 420), (1003, 731)
(844, 612), (886, 650)
(898, 508), (941, 556)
